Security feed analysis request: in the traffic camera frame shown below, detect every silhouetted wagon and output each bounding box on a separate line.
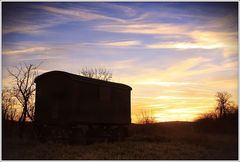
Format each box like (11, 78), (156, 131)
(34, 71), (132, 143)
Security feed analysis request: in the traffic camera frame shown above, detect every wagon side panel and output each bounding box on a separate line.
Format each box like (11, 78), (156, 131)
(35, 75), (73, 125)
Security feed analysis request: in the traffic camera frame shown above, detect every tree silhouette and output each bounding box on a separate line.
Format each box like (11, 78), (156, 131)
(2, 87), (17, 121)
(79, 67), (112, 81)
(215, 92), (233, 119)
(195, 91), (238, 134)
(8, 63), (40, 137)
(137, 110), (156, 124)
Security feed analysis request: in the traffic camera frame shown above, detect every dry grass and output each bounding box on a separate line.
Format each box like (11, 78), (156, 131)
(2, 122), (238, 160)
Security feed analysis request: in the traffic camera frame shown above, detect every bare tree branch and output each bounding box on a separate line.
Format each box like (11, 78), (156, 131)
(137, 110), (156, 124)
(215, 91), (232, 119)
(2, 87), (17, 121)
(8, 63), (40, 138)
(79, 67), (112, 81)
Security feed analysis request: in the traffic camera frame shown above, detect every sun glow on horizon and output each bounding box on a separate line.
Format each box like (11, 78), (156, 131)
(131, 94), (218, 123)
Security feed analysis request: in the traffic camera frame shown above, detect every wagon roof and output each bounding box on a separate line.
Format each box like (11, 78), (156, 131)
(35, 71), (132, 90)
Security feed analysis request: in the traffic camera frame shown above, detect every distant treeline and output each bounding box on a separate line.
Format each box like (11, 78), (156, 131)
(195, 92), (238, 134)
(195, 110), (237, 134)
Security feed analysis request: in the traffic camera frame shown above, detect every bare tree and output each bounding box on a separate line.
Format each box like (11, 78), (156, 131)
(8, 63), (39, 137)
(195, 110), (217, 122)
(215, 91), (232, 119)
(227, 103), (238, 114)
(195, 91), (238, 122)
(28, 99), (35, 121)
(137, 110), (156, 124)
(79, 67), (112, 81)
(2, 87), (17, 121)
(2, 87), (18, 137)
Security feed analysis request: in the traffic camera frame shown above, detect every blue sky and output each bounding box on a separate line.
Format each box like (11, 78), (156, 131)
(2, 2), (238, 122)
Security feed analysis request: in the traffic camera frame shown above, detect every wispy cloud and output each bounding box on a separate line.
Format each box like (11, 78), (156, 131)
(154, 96), (209, 100)
(3, 4), (129, 35)
(95, 12), (237, 58)
(3, 20), (59, 35)
(95, 23), (189, 35)
(189, 31), (237, 57)
(98, 3), (137, 17)
(136, 81), (195, 87)
(37, 5), (125, 22)
(3, 10), (69, 35)
(101, 40), (142, 47)
(109, 59), (137, 70)
(146, 41), (222, 50)
(3, 47), (49, 55)
(2, 39), (142, 60)
(96, 22), (237, 58)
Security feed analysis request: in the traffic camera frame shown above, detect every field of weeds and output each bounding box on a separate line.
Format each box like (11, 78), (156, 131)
(2, 122), (238, 160)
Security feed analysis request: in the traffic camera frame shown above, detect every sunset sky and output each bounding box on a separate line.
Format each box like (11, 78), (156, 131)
(2, 2), (238, 122)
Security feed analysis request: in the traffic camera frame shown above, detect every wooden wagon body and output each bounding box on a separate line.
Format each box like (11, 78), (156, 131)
(34, 71), (132, 142)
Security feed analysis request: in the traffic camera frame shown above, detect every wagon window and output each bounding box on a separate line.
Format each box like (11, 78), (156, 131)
(99, 86), (111, 101)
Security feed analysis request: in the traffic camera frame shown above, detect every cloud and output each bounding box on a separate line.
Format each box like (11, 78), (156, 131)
(109, 59), (137, 70)
(94, 12), (237, 59)
(190, 31), (237, 56)
(101, 40), (142, 47)
(95, 22), (237, 61)
(127, 55), (237, 97)
(94, 4), (237, 34)
(3, 47), (49, 55)
(3, 21), (57, 35)
(166, 57), (210, 73)
(3, 3), (148, 35)
(204, 79), (238, 90)
(95, 23), (189, 35)
(136, 81), (196, 87)
(146, 41), (222, 49)
(2, 42), (67, 65)
(3, 10), (69, 35)
(18, 55), (60, 62)
(154, 96), (209, 100)
(99, 3), (137, 17)
(145, 30), (237, 59)
(37, 5), (124, 22)
(2, 39), (142, 63)
(164, 107), (209, 113)
(3, 4), (129, 35)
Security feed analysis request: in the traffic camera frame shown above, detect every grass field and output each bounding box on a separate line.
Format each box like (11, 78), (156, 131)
(2, 122), (238, 160)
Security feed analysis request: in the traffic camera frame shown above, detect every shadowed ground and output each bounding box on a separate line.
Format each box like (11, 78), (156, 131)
(2, 122), (238, 160)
